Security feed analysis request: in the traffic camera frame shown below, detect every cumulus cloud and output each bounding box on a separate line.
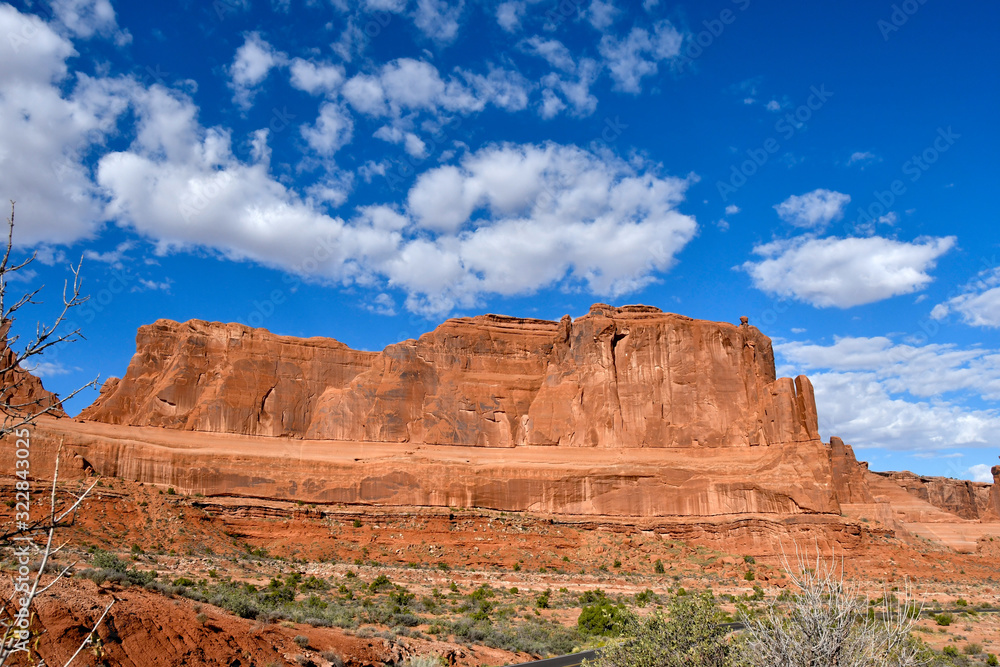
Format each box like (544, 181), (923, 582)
(289, 58), (345, 95)
(967, 464), (995, 483)
(92, 74), (697, 315)
(774, 189), (851, 229)
(598, 21), (683, 93)
(585, 0), (619, 30)
(229, 32), (286, 109)
(521, 36), (575, 72)
(413, 0), (464, 44)
(301, 103), (354, 156)
(744, 235), (955, 308)
(931, 267), (1000, 328)
(775, 336), (1000, 452)
(778, 336), (1000, 402)
(496, 0), (526, 32)
(0, 4), (132, 245)
(50, 0), (130, 43)
(340, 58), (530, 126)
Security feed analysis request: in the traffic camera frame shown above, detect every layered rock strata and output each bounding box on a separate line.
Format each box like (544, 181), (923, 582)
(82, 304), (819, 449)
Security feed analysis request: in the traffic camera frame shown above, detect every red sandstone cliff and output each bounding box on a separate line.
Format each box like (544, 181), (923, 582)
(0, 320), (65, 419)
(81, 304), (819, 449)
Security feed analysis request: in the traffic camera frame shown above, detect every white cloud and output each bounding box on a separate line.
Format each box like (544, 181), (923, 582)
(775, 337), (1000, 451)
(725, 204), (740, 215)
(968, 464), (995, 483)
(847, 151), (877, 166)
(744, 235), (956, 308)
(540, 58), (599, 117)
(289, 58), (345, 95)
(93, 79), (697, 315)
(83, 240), (134, 269)
(50, 0), (130, 44)
(412, 0), (464, 44)
(765, 100), (780, 111)
(301, 103), (353, 156)
(229, 32), (287, 109)
(775, 336), (1000, 452)
(804, 370), (1000, 452)
(496, 0), (525, 32)
(364, 292), (398, 316)
(931, 267), (1000, 329)
(598, 21), (683, 93)
(0, 5), (132, 246)
(778, 336), (1000, 402)
(585, 0), (618, 30)
(521, 36), (575, 72)
(774, 189), (851, 229)
(341, 58), (530, 121)
(25, 360), (73, 377)
(365, 0), (408, 10)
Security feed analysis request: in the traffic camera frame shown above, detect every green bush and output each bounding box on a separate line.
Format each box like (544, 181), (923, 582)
(963, 642), (983, 655)
(590, 592), (729, 666)
(934, 612), (954, 626)
(91, 550), (128, 573)
(577, 600), (632, 637)
(654, 559), (665, 574)
(986, 653), (998, 666)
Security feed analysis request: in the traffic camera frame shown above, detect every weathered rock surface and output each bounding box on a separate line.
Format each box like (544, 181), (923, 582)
(3, 304), (994, 553)
(81, 304), (819, 449)
(871, 470), (995, 521)
(0, 319), (65, 418)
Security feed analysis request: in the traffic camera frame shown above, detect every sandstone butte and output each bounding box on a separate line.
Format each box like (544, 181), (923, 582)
(7, 303), (1000, 552)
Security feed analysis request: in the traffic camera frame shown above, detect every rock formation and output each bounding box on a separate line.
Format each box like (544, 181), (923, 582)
(0, 319), (65, 418)
(82, 304), (819, 449)
(870, 470), (996, 521)
(2, 303), (993, 552)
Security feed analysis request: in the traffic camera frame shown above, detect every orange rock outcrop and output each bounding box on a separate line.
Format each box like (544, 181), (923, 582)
(3, 303), (994, 550)
(81, 304), (819, 449)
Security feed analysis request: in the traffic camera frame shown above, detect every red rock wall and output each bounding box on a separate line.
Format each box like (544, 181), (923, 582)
(0, 320), (65, 419)
(80, 304), (820, 449)
(870, 470), (995, 520)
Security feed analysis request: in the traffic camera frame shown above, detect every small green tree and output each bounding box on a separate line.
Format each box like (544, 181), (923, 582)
(587, 592), (732, 667)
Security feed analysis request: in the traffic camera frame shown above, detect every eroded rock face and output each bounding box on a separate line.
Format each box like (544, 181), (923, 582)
(0, 320), (65, 418)
(871, 470), (995, 520)
(81, 304), (820, 449)
(829, 437), (874, 505)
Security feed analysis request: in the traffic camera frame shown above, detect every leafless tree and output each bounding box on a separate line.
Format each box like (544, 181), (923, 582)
(0, 202), (109, 665)
(738, 546), (927, 667)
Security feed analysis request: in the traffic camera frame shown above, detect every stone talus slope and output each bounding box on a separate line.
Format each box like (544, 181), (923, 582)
(81, 304), (819, 449)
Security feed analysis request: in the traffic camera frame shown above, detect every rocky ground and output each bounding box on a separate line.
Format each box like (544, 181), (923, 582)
(3, 476), (999, 666)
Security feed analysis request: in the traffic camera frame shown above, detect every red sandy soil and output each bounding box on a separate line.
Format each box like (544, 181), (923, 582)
(3, 476), (999, 665)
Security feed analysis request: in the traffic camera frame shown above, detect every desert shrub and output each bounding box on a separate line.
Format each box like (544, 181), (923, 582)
(935, 612), (954, 626)
(195, 612), (208, 625)
(369, 574), (392, 592)
(634, 588), (657, 607)
(320, 651), (343, 667)
(986, 653), (998, 666)
(963, 642), (983, 655)
(738, 553), (926, 667)
(577, 600), (632, 637)
(942, 646), (958, 657)
(293, 635), (309, 647)
(91, 549), (128, 573)
(654, 559), (665, 574)
(590, 592), (730, 667)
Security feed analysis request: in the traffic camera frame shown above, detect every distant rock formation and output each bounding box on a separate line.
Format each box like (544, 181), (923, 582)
(0, 320), (65, 418)
(1, 303), (992, 553)
(81, 304), (819, 449)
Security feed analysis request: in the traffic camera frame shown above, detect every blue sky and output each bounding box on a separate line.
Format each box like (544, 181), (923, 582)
(2, 0), (998, 481)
